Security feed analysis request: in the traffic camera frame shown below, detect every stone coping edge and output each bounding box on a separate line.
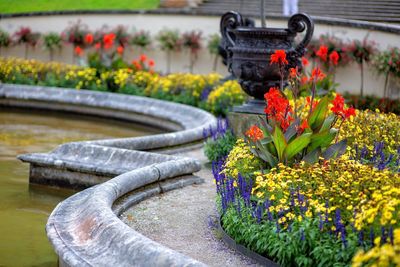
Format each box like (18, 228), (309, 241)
(0, 9), (399, 34)
(0, 83), (216, 266)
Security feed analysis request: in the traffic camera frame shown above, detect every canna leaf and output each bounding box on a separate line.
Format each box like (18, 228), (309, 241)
(284, 118), (300, 142)
(272, 126), (287, 161)
(322, 139), (347, 159)
(284, 132), (312, 160)
(308, 96), (329, 131)
(308, 128), (338, 152)
(303, 148), (321, 164)
(319, 114), (336, 133)
(250, 146), (278, 167)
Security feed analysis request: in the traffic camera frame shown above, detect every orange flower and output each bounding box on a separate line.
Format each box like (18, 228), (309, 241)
(84, 33), (93, 45)
(310, 67), (326, 81)
(74, 46), (83, 56)
(246, 125), (264, 142)
(117, 45), (124, 55)
(316, 45), (328, 62)
(302, 57), (309, 67)
(329, 51), (339, 66)
(270, 50), (288, 65)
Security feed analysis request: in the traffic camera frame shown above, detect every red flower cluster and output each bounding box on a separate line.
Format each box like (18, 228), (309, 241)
(270, 50), (288, 65)
(331, 94), (356, 119)
(316, 45), (328, 62)
(84, 33), (93, 45)
(306, 96), (319, 110)
(289, 67), (298, 79)
(302, 57), (309, 67)
(310, 67), (326, 81)
(246, 125), (264, 142)
(297, 119), (309, 134)
(116, 45), (124, 55)
(329, 51), (340, 65)
(264, 87), (293, 131)
(103, 33), (116, 50)
(74, 46), (83, 57)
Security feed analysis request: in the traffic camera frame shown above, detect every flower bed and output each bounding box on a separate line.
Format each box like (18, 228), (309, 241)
(0, 57), (246, 116)
(209, 50), (400, 266)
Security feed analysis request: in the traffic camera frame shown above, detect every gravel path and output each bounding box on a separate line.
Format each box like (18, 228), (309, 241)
(120, 149), (260, 267)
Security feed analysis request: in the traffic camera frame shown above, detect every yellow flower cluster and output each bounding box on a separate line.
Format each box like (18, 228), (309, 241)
(223, 139), (263, 178)
(339, 109), (400, 156)
(143, 72), (221, 99)
(0, 58), (235, 115)
(0, 57), (80, 83)
(352, 229), (400, 267)
(207, 80), (246, 115)
(252, 157), (400, 230)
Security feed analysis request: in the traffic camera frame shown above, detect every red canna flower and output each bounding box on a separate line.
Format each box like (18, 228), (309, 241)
(329, 51), (339, 66)
(74, 46), (83, 56)
(297, 119), (309, 133)
(84, 33), (94, 45)
(302, 57), (309, 67)
(94, 42), (101, 50)
(344, 107), (356, 118)
(316, 45), (328, 62)
(289, 67), (298, 79)
(270, 50), (288, 65)
(140, 54), (147, 62)
(331, 94), (356, 120)
(331, 94), (345, 115)
(264, 87), (293, 131)
(300, 76), (309, 84)
(310, 67), (326, 81)
(103, 33), (116, 50)
(246, 125), (264, 142)
(148, 59), (155, 67)
(306, 96), (319, 110)
(132, 60), (142, 70)
(117, 45), (124, 55)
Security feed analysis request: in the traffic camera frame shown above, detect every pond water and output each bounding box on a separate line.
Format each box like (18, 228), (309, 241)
(0, 109), (161, 267)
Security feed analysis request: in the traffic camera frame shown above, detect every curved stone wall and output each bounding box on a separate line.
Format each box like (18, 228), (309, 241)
(0, 83), (215, 266)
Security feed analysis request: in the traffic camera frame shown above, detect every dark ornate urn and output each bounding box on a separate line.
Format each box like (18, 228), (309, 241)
(220, 11), (314, 113)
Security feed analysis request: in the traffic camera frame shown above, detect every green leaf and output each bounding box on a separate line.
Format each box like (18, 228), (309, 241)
(322, 139), (347, 159)
(272, 126), (287, 161)
(284, 118), (300, 142)
(308, 129), (338, 152)
(319, 114), (336, 133)
(303, 148), (321, 164)
(308, 96), (329, 131)
(284, 132), (312, 160)
(251, 144), (278, 167)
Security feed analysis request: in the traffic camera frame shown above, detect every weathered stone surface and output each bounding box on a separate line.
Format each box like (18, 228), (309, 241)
(0, 83), (215, 266)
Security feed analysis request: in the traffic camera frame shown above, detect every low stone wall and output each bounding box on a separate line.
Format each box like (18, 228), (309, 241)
(0, 83), (216, 266)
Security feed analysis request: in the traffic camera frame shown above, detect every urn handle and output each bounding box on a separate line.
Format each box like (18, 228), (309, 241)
(288, 13), (314, 57)
(220, 11), (244, 49)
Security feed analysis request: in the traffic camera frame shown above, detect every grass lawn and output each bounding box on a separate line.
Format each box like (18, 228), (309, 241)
(0, 0), (160, 14)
